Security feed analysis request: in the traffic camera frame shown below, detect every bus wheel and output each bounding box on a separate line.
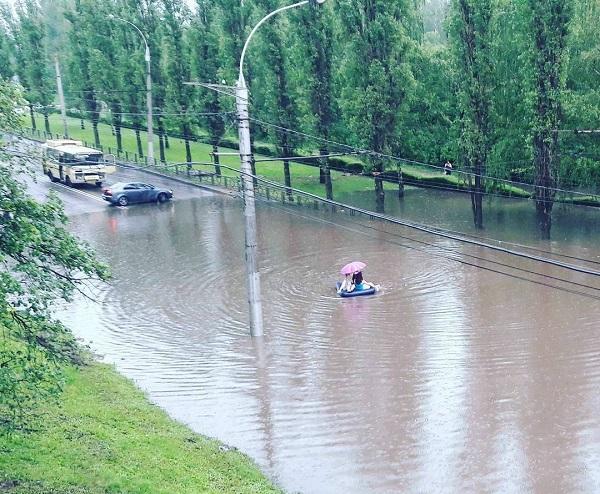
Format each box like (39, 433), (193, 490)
(65, 176), (72, 186)
(96, 181), (103, 188)
(47, 171), (58, 183)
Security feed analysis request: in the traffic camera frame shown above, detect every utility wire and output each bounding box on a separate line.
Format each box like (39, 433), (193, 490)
(249, 117), (600, 199)
(259, 200), (600, 301)
(232, 165), (600, 277)
(180, 159), (600, 277)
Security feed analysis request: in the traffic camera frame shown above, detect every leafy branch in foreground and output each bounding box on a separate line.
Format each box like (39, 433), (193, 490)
(1, 78), (110, 432)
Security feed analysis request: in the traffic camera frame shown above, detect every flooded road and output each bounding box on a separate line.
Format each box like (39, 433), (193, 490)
(60, 186), (600, 494)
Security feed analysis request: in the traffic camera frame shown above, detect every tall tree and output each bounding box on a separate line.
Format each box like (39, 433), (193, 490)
(191, 0), (225, 174)
(161, 0), (194, 163)
(558, 0), (600, 192)
(527, 0), (572, 238)
(338, 0), (416, 213)
(87, 9), (127, 154)
(65, 0), (102, 148)
(293, 0), (336, 199)
(14, 0), (54, 133)
(0, 5), (14, 80)
(450, 0), (494, 229)
(252, 0), (300, 199)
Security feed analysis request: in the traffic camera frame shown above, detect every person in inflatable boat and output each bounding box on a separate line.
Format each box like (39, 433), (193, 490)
(349, 270), (375, 292)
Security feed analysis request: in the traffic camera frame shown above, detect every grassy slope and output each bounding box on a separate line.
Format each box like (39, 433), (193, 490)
(39, 114), (453, 197)
(0, 363), (283, 494)
(37, 114), (600, 206)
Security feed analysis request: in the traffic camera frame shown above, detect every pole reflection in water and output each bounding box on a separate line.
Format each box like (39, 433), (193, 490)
(62, 192), (600, 494)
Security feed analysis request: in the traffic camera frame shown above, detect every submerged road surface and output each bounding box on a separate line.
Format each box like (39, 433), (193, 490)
(39, 162), (600, 494)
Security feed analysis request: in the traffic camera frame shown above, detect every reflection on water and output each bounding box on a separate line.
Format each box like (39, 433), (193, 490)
(63, 190), (600, 494)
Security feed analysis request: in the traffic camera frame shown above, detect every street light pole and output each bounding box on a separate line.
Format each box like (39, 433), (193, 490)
(54, 56), (69, 138)
(108, 16), (154, 164)
(237, 0), (326, 337)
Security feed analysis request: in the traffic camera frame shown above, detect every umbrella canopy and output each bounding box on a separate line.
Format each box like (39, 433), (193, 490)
(340, 261), (366, 275)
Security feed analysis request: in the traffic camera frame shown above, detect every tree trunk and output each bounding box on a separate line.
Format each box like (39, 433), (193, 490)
(112, 115), (123, 153)
(29, 105), (36, 130)
(80, 117), (85, 130)
(164, 132), (170, 149)
(251, 158), (258, 189)
(320, 147), (333, 200)
(398, 166), (405, 198)
(373, 156), (385, 213)
(283, 158), (293, 201)
(43, 112), (50, 134)
(533, 133), (554, 238)
(183, 124), (192, 163)
(135, 125), (144, 158)
(375, 176), (385, 213)
(213, 144), (221, 176)
(157, 118), (166, 163)
(472, 160), (484, 229)
(92, 117), (101, 149)
(115, 124), (122, 153)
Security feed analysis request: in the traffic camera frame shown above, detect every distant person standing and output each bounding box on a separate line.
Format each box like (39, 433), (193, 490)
(444, 160), (453, 176)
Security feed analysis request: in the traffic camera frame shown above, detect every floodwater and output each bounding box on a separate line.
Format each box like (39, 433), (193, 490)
(62, 186), (600, 494)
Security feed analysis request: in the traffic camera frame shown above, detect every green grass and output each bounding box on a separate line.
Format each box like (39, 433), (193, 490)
(0, 363), (283, 494)
(34, 113), (536, 201)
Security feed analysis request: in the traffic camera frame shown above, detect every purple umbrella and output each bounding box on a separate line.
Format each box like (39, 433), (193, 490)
(340, 261), (366, 275)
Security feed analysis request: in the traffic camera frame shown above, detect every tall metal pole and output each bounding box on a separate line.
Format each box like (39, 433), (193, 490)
(236, 0), (326, 337)
(54, 56), (68, 138)
(144, 44), (154, 164)
(108, 16), (154, 164)
(236, 75), (263, 337)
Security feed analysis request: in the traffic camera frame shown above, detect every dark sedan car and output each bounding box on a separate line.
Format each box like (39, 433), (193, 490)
(102, 182), (173, 206)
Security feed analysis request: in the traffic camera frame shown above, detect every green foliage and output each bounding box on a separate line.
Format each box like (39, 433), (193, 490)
(0, 80), (26, 131)
(5, 0), (600, 226)
(0, 5), (15, 80)
(0, 80), (109, 432)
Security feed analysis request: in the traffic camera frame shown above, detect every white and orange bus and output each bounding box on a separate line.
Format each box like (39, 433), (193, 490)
(43, 139), (116, 187)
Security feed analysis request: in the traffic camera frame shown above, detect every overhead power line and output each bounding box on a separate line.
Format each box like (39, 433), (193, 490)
(180, 159), (600, 278)
(260, 201), (600, 301)
(249, 117), (600, 200)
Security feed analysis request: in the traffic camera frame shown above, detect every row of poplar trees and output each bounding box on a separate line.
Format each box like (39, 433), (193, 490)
(2, 0), (599, 237)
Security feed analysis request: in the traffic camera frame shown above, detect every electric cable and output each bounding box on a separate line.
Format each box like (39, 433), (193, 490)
(249, 117), (600, 200)
(258, 200), (600, 301)
(231, 165), (600, 277)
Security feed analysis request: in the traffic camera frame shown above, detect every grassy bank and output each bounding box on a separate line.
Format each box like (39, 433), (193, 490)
(29, 114), (600, 207)
(34, 113), (466, 197)
(0, 363), (283, 494)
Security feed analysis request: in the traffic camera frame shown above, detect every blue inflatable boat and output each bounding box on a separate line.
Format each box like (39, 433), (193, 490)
(336, 282), (377, 298)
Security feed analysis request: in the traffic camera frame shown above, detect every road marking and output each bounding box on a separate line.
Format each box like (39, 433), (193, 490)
(49, 182), (106, 203)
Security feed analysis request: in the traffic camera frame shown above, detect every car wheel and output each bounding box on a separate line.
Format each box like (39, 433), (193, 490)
(118, 195), (129, 207)
(96, 181), (103, 187)
(157, 192), (168, 203)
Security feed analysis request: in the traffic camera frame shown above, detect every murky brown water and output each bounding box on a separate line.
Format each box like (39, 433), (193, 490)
(62, 187), (600, 494)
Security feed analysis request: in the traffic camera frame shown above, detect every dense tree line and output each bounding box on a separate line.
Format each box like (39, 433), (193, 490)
(1, 0), (599, 236)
